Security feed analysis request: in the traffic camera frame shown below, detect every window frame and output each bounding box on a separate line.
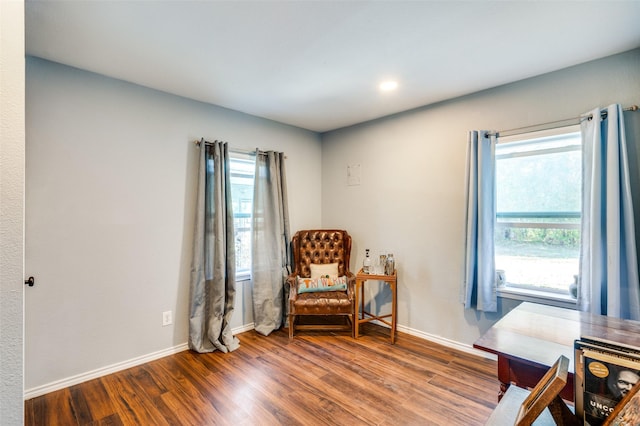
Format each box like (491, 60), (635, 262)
(494, 125), (581, 308)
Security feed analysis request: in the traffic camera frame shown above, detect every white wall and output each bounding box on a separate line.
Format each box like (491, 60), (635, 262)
(25, 57), (322, 392)
(0, 0), (25, 423)
(321, 49), (640, 346)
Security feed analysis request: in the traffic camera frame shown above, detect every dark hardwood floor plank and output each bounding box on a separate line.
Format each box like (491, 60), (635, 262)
(88, 413), (125, 426)
(250, 350), (376, 424)
(190, 343), (320, 425)
(213, 355), (325, 425)
(25, 387), (77, 426)
(70, 377), (118, 424)
(153, 358), (227, 424)
(68, 386), (95, 424)
(171, 352), (250, 420)
(158, 391), (212, 426)
(128, 363), (168, 400)
(25, 324), (498, 425)
(101, 370), (171, 425)
(239, 338), (379, 424)
(427, 374), (499, 409)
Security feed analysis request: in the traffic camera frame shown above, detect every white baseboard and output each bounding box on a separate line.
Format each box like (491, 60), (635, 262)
(24, 343), (190, 400)
(396, 323), (497, 361)
(23, 324), (254, 400)
(232, 322), (255, 334)
(24, 321), (494, 400)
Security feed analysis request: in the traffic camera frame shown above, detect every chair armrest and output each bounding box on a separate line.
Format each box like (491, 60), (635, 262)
(345, 272), (356, 300)
(286, 274), (298, 300)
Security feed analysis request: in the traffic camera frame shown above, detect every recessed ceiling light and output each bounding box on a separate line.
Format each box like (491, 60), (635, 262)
(379, 80), (398, 92)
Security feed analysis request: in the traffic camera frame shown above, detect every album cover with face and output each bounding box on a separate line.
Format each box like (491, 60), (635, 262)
(575, 337), (640, 426)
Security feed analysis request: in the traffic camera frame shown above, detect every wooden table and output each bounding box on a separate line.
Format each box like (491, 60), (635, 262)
(473, 302), (640, 402)
(354, 268), (397, 344)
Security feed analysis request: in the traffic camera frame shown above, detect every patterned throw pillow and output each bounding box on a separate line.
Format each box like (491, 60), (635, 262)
(297, 275), (348, 293)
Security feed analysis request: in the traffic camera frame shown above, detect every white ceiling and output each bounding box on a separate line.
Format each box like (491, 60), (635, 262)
(25, 1), (640, 133)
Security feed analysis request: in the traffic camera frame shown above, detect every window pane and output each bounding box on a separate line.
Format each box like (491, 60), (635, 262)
(230, 156), (255, 276)
(496, 139), (581, 213)
(495, 226), (579, 291)
(494, 130), (581, 293)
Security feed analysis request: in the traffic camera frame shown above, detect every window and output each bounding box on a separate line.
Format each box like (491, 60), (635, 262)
(229, 154), (255, 279)
(494, 126), (581, 298)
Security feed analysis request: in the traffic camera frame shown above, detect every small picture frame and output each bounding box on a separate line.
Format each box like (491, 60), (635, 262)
(603, 380), (640, 425)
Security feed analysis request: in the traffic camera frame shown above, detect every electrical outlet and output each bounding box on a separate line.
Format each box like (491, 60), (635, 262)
(162, 310), (172, 326)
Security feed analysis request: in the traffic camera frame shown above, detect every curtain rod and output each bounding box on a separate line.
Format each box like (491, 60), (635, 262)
(487, 104), (639, 138)
(194, 138), (279, 157)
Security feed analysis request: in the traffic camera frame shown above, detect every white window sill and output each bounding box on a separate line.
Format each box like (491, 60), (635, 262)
(497, 286), (577, 310)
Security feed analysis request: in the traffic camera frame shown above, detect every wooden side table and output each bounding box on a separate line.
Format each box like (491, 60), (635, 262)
(354, 268), (397, 344)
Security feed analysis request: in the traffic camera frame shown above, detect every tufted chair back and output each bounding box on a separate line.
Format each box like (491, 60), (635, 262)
(291, 230), (352, 278)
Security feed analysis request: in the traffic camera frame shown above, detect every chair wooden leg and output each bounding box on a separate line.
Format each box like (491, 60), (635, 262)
(289, 314), (294, 340)
(350, 314), (355, 338)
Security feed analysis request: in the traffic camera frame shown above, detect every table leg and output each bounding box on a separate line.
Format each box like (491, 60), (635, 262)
(497, 356), (511, 401)
(360, 281), (365, 321)
(391, 281), (397, 344)
(498, 382), (508, 401)
(354, 280), (360, 338)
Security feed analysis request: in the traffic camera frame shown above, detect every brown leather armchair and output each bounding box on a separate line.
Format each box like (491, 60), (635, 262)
(286, 230), (356, 339)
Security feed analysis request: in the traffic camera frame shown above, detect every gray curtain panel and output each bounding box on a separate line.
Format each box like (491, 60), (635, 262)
(189, 141), (240, 353)
(251, 151), (291, 336)
(461, 130), (497, 312)
(579, 104), (640, 319)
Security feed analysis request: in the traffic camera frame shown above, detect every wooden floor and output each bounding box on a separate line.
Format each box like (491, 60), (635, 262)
(25, 324), (499, 425)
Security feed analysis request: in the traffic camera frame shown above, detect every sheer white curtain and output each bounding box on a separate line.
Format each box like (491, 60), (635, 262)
(579, 104), (640, 319)
(189, 141), (240, 353)
(251, 151), (291, 336)
(462, 130), (498, 312)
